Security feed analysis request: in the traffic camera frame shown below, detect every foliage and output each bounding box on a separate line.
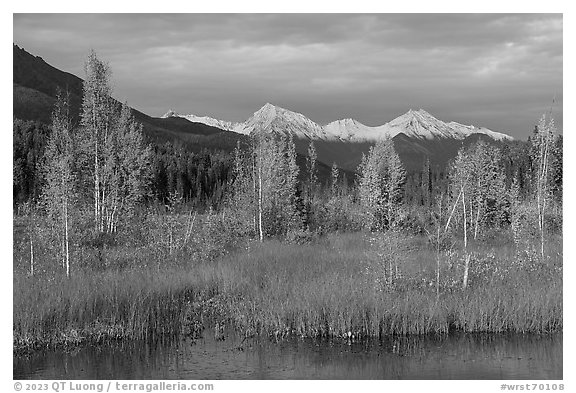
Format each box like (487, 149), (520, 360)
(78, 52), (153, 234)
(13, 119), (51, 205)
(447, 140), (509, 240)
(229, 133), (303, 239)
(358, 138), (406, 231)
(40, 90), (77, 276)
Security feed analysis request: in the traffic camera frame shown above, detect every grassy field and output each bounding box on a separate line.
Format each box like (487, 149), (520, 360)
(211, 233), (562, 338)
(13, 228), (562, 353)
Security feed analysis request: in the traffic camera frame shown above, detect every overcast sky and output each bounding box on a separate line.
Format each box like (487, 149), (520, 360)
(13, 13), (562, 139)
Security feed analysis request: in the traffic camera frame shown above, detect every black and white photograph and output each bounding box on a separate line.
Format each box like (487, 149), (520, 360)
(10, 9), (564, 386)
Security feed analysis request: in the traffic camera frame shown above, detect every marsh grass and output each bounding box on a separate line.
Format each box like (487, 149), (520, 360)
(210, 232), (562, 338)
(13, 266), (221, 353)
(13, 228), (562, 353)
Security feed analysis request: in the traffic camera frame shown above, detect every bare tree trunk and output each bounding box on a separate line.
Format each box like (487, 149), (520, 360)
(29, 235), (34, 277)
(539, 138), (550, 258)
(258, 162), (263, 243)
(95, 137), (100, 232)
(474, 203), (481, 240)
(468, 199), (472, 230)
(252, 149), (257, 234)
(462, 186), (469, 290)
(169, 226), (173, 255)
(462, 254), (471, 290)
(462, 187), (468, 249)
(64, 199), (70, 278)
(101, 183), (106, 233)
(444, 188), (462, 233)
(436, 225), (440, 300)
(182, 211), (196, 247)
(389, 256), (393, 286)
(108, 204), (117, 233)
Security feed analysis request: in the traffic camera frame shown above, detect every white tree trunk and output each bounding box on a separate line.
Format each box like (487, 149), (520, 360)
(258, 162), (263, 243)
(29, 235), (34, 277)
(474, 203), (481, 240)
(436, 226), (440, 300)
(95, 136), (100, 232)
(462, 254), (471, 290)
(444, 188), (462, 234)
(462, 186), (469, 290)
(64, 199), (70, 278)
(462, 187), (468, 249)
(539, 138), (550, 258)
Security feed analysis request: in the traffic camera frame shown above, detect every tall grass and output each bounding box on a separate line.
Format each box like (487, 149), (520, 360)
(13, 227), (562, 353)
(13, 267), (221, 352)
(208, 233), (562, 338)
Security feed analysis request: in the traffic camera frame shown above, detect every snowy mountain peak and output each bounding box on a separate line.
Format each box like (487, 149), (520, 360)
(255, 102), (277, 116)
(324, 118), (384, 142)
(447, 121), (514, 141)
(163, 105), (513, 143)
(380, 109), (461, 140)
(330, 118), (361, 126)
(160, 110), (243, 133)
(243, 103), (338, 141)
(380, 109), (513, 141)
(162, 109), (179, 118)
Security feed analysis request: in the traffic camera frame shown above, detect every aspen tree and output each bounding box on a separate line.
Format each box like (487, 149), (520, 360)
(530, 115), (557, 258)
(81, 50), (114, 233)
(42, 90), (76, 277)
(81, 51), (151, 234)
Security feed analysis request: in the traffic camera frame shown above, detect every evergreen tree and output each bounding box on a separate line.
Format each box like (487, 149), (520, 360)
(13, 120), (51, 204)
(549, 134), (563, 202)
(306, 141), (318, 198)
(285, 134), (302, 232)
(422, 157), (431, 207)
(358, 138), (406, 231)
(331, 162), (339, 198)
(101, 103), (152, 233)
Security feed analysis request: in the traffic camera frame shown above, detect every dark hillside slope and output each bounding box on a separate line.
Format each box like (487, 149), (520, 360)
(13, 44), (248, 154)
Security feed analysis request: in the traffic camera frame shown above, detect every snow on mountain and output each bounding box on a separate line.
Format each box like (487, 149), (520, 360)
(376, 109), (465, 140)
(161, 109), (245, 134)
(239, 103), (339, 141)
(447, 121), (514, 141)
(324, 118), (386, 142)
(324, 109), (513, 142)
(163, 105), (513, 143)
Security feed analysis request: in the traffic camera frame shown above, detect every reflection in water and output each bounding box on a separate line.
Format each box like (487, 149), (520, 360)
(14, 332), (562, 380)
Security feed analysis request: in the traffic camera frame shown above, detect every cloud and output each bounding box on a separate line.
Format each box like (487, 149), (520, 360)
(13, 13), (562, 138)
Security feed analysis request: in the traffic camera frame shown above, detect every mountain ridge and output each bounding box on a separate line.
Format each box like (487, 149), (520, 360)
(163, 104), (513, 143)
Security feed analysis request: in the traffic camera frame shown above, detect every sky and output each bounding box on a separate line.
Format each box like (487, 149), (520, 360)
(13, 13), (563, 139)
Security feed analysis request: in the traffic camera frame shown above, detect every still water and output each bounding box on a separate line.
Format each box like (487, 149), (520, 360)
(14, 332), (562, 380)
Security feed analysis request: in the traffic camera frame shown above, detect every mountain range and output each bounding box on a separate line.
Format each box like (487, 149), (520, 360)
(164, 104), (512, 144)
(163, 103), (513, 171)
(14, 43), (514, 174)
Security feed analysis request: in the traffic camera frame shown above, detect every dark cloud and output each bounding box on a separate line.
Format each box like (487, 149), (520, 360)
(13, 13), (562, 138)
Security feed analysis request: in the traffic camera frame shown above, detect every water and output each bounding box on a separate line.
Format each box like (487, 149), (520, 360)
(14, 332), (562, 380)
